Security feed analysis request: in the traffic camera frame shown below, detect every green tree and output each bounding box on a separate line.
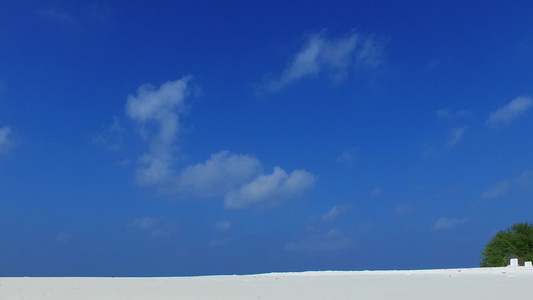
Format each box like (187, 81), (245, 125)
(480, 222), (533, 267)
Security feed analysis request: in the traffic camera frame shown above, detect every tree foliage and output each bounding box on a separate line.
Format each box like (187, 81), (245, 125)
(480, 222), (533, 267)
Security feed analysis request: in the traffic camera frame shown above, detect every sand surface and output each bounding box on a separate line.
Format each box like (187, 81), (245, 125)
(1, 267), (532, 299)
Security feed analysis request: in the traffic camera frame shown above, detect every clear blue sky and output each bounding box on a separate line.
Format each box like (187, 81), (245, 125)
(1, 1), (532, 276)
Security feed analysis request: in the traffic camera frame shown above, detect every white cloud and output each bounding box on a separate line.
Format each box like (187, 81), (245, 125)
(337, 147), (359, 166)
(482, 170), (532, 199)
(432, 217), (467, 230)
(128, 217), (177, 238)
(37, 8), (78, 24)
(125, 77), (192, 187)
(0, 126), (14, 154)
(56, 232), (72, 245)
(263, 30), (384, 91)
(122, 77), (316, 209)
(210, 238), (231, 247)
(215, 220), (232, 232)
(322, 205), (352, 221)
(481, 181), (511, 199)
(371, 187), (382, 197)
(436, 109), (473, 120)
(224, 167), (315, 209)
(486, 96), (533, 127)
(177, 151), (262, 198)
(422, 127), (467, 158)
(394, 203), (414, 218)
(93, 117), (125, 151)
(446, 127), (467, 148)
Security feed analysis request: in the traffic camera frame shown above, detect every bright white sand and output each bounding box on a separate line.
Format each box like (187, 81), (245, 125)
(1, 267), (532, 299)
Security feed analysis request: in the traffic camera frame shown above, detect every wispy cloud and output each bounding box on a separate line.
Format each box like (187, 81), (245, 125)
(93, 117), (126, 151)
(321, 205), (352, 221)
(432, 217), (467, 230)
(482, 170), (532, 199)
(436, 109), (474, 120)
(88, 3), (113, 24)
(128, 217), (177, 238)
(0, 126), (14, 155)
(37, 8), (79, 24)
(394, 203), (415, 218)
(215, 220), (232, 232)
(446, 127), (467, 148)
(486, 96), (533, 127)
(423, 127), (467, 158)
(56, 232), (72, 245)
(263, 30), (385, 92)
(371, 187), (382, 197)
(337, 147), (359, 166)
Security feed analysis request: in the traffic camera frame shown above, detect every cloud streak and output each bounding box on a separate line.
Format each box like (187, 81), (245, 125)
(482, 170), (532, 199)
(263, 30), (384, 91)
(446, 127), (467, 148)
(37, 8), (79, 24)
(0, 126), (14, 154)
(128, 217), (177, 238)
(322, 205), (352, 221)
(432, 217), (467, 230)
(486, 96), (532, 127)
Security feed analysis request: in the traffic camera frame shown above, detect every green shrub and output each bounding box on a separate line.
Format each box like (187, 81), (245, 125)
(480, 222), (533, 267)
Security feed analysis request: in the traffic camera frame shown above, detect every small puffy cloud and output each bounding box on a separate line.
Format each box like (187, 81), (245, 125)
(322, 205), (352, 221)
(215, 220), (232, 232)
(125, 77), (192, 187)
(177, 151), (262, 198)
(224, 167), (315, 209)
(337, 147), (359, 166)
(432, 217), (467, 230)
(263, 30), (384, 91)
(0, 126), (14, 154)
(371, 187), (382, 197)
(394, 203), (414, 218)
(56, 232), (72, 245)
(210, 238), (231, 247)
(486, 96), (532, 127)
(128, 217), (176, 238)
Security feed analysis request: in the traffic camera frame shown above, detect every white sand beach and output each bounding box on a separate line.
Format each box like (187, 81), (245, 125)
(1, 267), (532, 299)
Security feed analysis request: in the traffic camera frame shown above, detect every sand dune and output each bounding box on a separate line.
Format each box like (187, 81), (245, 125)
(1, 267), (532, 299)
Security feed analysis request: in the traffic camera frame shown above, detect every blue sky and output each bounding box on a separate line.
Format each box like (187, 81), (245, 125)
(1, 1), (532, 276)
